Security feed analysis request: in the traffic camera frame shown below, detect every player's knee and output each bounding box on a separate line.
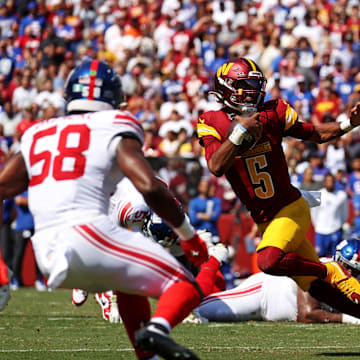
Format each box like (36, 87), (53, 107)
(257, 247), (284, 273)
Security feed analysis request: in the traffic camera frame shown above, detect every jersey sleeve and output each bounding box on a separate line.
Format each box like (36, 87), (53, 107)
(197, 112), (222, 143)
(106, 110), (144, 156)
(276, 99), (299, 132)
(197, 112), (223, 163)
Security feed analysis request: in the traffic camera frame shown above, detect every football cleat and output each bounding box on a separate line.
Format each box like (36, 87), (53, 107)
(325, 261), (360, 304)
(72, 288), (88, 306)
(208, 243), (228, 264)
(35, 279), (47, 292)
(135, 322), (200, 360)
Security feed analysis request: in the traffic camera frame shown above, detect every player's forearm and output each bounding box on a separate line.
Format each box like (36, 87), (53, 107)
(310, 122), (345, 143)
(299, 309), (342, 323)
(208, 140), (239, 177)
(143, 181), (185, 228)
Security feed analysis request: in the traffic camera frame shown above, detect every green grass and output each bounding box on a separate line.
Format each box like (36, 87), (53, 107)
(1, 288), (360, 360)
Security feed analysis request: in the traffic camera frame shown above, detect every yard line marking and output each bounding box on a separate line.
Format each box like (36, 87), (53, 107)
(3, 345), (360, 353)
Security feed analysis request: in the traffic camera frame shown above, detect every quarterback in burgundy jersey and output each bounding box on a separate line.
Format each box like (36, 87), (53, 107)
(198, 57), (360, 318)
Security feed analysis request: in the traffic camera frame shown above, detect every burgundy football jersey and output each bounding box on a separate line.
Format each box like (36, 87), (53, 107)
(198, 99), (309, 223)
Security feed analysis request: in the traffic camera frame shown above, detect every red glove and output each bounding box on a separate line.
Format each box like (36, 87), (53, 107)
(180, 233), (208, 266)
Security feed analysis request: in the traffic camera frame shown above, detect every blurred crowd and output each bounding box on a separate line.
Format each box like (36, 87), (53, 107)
(2, 0), (360, 283)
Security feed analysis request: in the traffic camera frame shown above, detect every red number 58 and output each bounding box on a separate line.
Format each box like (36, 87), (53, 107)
(29, 124), (90, 186)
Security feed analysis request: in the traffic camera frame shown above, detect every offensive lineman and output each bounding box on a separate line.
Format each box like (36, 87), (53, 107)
(197, 57), (360, 318)
(0, 60), (209, 360)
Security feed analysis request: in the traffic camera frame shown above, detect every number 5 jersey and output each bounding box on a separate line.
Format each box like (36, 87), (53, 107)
(20, 110), (144, 231)
(198, 99), (307, 224)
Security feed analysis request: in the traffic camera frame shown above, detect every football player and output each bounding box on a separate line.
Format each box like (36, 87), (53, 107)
(72, 177), (227, 323)
(0, 60), (210, 360)
(197, 238), (360, 324)
(197, 57), (360, 318)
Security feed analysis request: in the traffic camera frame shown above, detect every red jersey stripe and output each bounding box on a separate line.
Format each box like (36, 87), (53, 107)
(76, 224), (190, 282)
(118, 202), (132, 227)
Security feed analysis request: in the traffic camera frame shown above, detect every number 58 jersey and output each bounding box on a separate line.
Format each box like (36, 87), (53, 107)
(20, 110), (144, 231)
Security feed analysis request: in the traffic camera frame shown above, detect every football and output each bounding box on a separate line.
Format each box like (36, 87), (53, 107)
(226, 121), (257, 155)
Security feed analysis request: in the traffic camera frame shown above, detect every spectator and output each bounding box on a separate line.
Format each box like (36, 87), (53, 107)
(189, 178), (222, 237)
(12, 71), (37, 113)
(11, 190), (46, 291)
(347, 156), (360, 198)
(311, 174), (348, 257)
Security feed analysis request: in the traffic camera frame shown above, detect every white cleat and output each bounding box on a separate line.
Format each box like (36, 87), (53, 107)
(72, 288), (88, 306)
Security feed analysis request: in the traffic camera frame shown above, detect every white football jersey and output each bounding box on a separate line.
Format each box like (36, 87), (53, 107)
(20, 110), (144, 231)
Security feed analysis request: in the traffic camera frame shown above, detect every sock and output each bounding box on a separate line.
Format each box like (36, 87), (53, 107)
(196, 257), (221, 297)
(309, 279), (360, 318)
(116, 291), (154, 360)
(213, 270), (226, 293)
(149, 317), (171, 333)
(257, 246), (327, 278)
(153, 281), (201, 328)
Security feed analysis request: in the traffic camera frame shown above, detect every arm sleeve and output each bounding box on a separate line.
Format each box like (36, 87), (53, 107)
(284, 121), (316, 140)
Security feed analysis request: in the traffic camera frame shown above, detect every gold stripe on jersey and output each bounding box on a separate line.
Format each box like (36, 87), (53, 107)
(245, 58), (257, 71)
(197, 123), (221, 141)
(284, 105), (298, 131)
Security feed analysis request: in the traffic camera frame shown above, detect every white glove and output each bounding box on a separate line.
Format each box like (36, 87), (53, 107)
(109, 293), (122, 324)
(208, 243), (228, 264)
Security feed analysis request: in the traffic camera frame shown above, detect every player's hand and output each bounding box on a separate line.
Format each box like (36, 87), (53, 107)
(180, 234), (208, 266)
(234, 112), (263, 143)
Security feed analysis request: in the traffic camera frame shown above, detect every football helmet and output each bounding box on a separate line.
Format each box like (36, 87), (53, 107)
(212, 57), (266, 114)
(334, 238), (360, 278)
(64, 60), (124, 114)
(143, 212), (179, 248)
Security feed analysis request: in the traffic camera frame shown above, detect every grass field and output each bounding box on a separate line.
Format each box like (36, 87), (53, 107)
(1, 288), (360, 360)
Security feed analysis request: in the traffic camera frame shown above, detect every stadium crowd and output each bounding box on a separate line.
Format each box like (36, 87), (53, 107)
(1, 0), (360, 288)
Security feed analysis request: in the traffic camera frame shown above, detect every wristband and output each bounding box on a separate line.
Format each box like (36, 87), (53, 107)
(340, 119), (355, 133)
(342, 313), (360, 324)
(228, 123), (247, 145)
(174, 217), (195, 240)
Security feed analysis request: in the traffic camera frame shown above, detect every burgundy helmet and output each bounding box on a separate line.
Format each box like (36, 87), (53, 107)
(212, 58), (267, 114)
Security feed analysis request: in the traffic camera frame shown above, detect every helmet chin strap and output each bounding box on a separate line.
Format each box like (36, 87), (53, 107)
(223, 99), (257, 116)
